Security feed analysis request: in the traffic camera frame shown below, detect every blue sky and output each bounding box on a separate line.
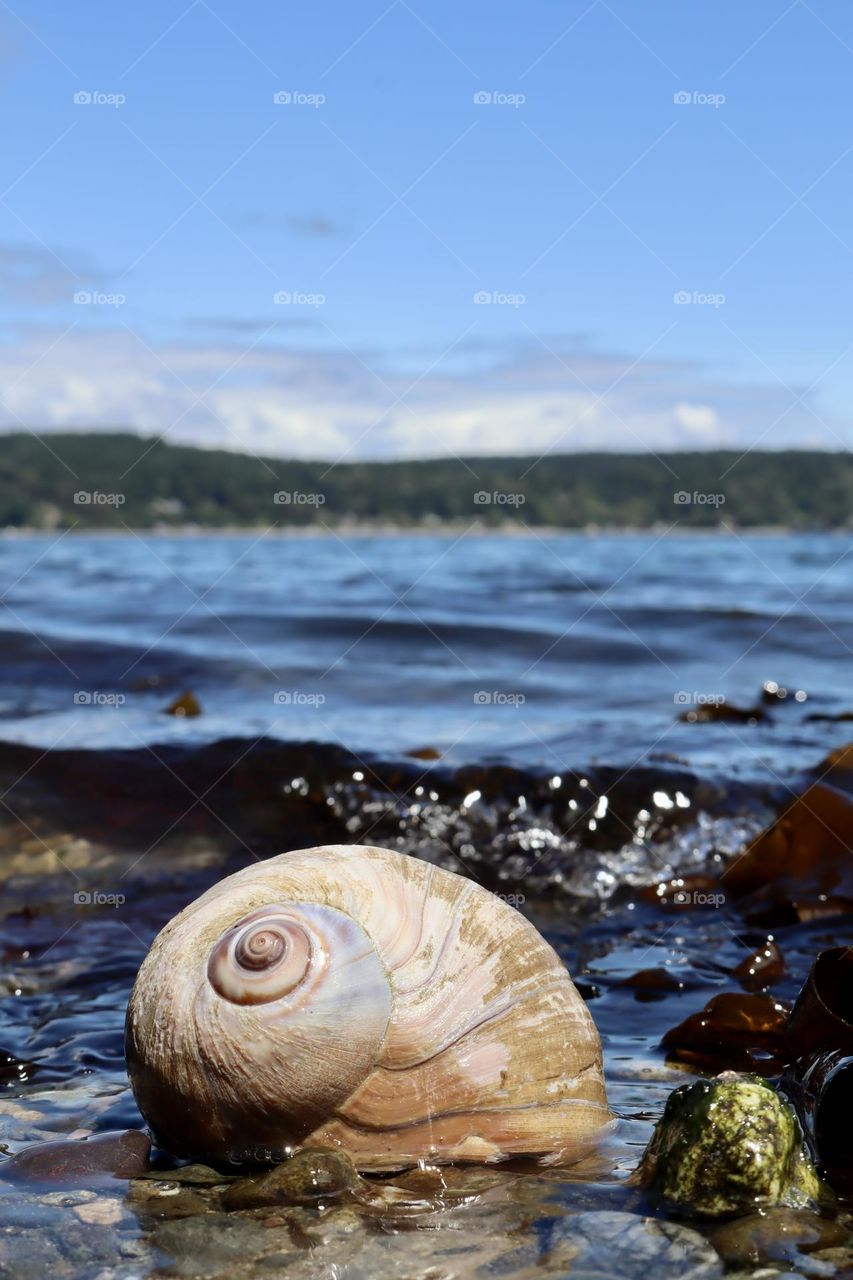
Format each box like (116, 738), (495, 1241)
(1, 0), (852, 458)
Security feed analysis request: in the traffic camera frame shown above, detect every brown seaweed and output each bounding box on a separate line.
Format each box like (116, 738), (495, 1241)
(780, 947), (853, 1188)
(164, 691), (203, 718)
(783, 1051), (853, 1192)
(786, 946), (853, 1058)
(721, 757), (853, 915)
(733, 937), (785, 992)
(661, 992), (790, 1075)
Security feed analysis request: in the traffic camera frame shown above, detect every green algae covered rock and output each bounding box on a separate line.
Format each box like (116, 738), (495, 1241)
(637, 1071), (822, 1218)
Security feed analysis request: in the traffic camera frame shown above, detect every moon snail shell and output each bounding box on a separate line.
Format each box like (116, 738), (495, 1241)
(125, 844), (611, 1169)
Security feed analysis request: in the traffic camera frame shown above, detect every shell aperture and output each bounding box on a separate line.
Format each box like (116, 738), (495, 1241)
(125, 844), (610, 1169)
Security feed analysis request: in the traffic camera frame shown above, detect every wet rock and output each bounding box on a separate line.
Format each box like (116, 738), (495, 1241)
(710, 1209), (848, 1268)
(545, 1210), (724, 1278)
(0, 1129), (150, 1185)
(222, 1149), (360, 1210)
(637, 1072), (821, 1218)
(164, 691), (202, 718)
(221, 1150), (463, 1221)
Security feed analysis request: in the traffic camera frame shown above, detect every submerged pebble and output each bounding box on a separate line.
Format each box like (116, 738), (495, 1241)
(545, 1210), (724, 1279)
(710, 1209), (848, 1268)
(151, 1212), (274, 1275)
(140, 1161), (237, 1185)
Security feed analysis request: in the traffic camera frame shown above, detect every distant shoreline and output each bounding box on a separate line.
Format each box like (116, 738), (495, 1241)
(3, 435), (851, 530)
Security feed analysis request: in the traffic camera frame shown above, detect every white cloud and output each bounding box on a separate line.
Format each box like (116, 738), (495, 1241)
(0, 325), (845, 460)
(672, 401), (721, 439)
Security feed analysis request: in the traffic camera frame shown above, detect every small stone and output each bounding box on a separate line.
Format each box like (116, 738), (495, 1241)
(255, 1251), (303, 1273)
(546, 1211), (724, 1278)
(73, 1198), (125, 1225)
(152, 1211), (268, 1270)
(296, 1204), (363, 1244)
(39, 1188), (97, 1206)
(144, 1188), (209, 1219)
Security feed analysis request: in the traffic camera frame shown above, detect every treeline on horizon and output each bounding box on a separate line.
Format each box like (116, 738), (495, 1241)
(0, 431), (850, 530)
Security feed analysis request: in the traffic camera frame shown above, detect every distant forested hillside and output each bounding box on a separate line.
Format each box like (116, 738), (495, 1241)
(0, 432), (850, 529)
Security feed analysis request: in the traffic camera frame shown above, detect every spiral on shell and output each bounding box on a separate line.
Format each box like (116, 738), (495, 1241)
(207, 908), (319, 1005)
(126, 844), (610, 1169)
